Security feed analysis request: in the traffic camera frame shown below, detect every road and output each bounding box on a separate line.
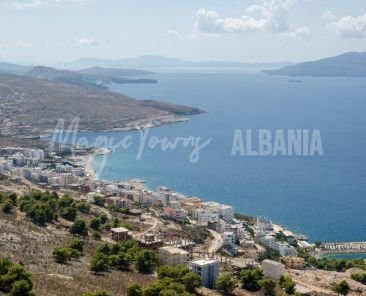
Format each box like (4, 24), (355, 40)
(207, 229), (223, 254)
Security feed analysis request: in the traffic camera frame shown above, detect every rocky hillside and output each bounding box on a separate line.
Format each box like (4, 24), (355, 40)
(0, 74), (203, 136)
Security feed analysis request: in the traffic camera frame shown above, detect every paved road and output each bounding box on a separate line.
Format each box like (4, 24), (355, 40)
(207, 229), (223, 254)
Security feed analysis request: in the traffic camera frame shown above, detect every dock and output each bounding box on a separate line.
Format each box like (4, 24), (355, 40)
(320, 242), (366, 255)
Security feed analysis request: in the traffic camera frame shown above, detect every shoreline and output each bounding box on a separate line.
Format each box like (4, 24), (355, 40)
(40, 113), (192, 138)
(75, 146), (313, 243)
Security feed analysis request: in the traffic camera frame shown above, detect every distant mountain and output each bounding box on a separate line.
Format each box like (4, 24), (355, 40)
(264, 52), (366, 77)
(0, 62), (33, 75)
(60, 55), (292, 69)
(77, 66), (154, 77)
(25, 66), (157, 90)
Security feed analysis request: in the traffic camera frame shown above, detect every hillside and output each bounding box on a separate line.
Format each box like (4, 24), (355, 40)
(264, 52), (366, 77)
(0, 62), (33, 75)
(0, 74), (203, 137)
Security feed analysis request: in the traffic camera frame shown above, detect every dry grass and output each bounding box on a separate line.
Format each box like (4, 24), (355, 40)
(0, 207), (154, 296)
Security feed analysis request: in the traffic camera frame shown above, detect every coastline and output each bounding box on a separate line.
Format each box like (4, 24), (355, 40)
(76, 146), (311, 241)
(74, 147), (113, 180)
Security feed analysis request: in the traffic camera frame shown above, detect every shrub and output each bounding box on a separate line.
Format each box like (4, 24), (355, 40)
(0, 256), (33, 295)
(279, 275), (296, 295)
(216, 273), (237, 294)
(240, 268), (263, 291)
(53, 247), (72, 263)
(351, 273), (366, 285)
(2, 199), (13, 213)
(90, 253), (109, 273)
(127, 283), (143, 296)
(70, 219), (88, 236)
(260, 279), (277, 296)
(331, 280), (350, 296)
(135, 250), (159, 273)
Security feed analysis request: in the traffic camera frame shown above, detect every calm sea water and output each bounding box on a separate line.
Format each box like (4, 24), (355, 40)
(72, 70), (366, 243)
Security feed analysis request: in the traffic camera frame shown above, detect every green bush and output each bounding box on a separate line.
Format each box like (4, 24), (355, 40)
(351, 273), (366, 285)
(0, 256), (33, 295)
(240, 268), (263, 291)
(70, 219), (88, 236)
(53, 246), (72, 263)
(216, 273), (237, 294)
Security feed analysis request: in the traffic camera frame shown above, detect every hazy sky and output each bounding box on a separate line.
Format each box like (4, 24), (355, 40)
(0, 0), (366, 64)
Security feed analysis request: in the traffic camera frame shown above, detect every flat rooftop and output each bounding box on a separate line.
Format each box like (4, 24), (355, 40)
(191, 259), (219, 266)
(159, 246), (189, 255)
(111, 227), (129, 233)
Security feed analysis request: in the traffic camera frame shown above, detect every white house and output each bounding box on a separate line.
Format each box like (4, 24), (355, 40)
(190, 259), (219, 288)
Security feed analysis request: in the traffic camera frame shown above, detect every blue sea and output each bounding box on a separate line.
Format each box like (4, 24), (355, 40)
(68, 69), (366, 243)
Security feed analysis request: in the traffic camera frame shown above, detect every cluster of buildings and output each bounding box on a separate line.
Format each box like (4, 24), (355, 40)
(0, 145), (311, 289)
(0, 146), (88, 189)
(254, 216), (299, 257)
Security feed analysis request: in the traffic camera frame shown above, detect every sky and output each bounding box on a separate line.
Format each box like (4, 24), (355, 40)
(0, 0), (366, 64)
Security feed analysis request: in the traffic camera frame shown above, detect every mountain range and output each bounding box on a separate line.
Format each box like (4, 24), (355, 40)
(264, 52), (366, 77)
(57, 55), (293, 69)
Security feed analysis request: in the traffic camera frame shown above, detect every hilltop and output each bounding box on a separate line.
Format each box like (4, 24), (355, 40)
(264, 52), (366, 77)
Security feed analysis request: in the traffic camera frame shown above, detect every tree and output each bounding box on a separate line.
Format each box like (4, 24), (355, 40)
(260, 279), (277, 296)
(89, 217), (101, 231)
(77, 202), (91, 213)
(109, 252), (131, 270)
(8, 279), (33, 296)
(0, 256), (33, 295)
(182, 272), (201, 292)
(216, 273), (237, 294)
(70, 219), (88, 236)
(331, 280), (350, 296)
(60, 206), (77, 221)
(240, 268), (263, 291)
(279, 275), (296, 295)
(69, 239), (84, 253)
(93, 195), (106, 207)
(2, 199), (13, 213)
(90, 253), (109, 274)
(83, 290), (110, 296)
(58, 195), (74, 208)
(127, 283), (143, 296)
(53, 247), (72, 263)
(135, 250), (159, 273)
(92, 231), (102, 241)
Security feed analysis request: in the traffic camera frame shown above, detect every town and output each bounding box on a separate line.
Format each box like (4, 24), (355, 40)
(1, 143), (366, 295)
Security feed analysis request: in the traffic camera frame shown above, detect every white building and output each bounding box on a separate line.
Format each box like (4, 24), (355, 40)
(261, 260), (285, 280)
(159, 246), (189, 266)
(192, 208), (219, 226)
(24, 149), (45, 160)
(223, 232), (236, 247)
(274, 242), (298, 257)
(60, 173), (74, 187)
(203, 202), (234, 222)
(190, 259), (220, 288)
(257, 216), (274, 234)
